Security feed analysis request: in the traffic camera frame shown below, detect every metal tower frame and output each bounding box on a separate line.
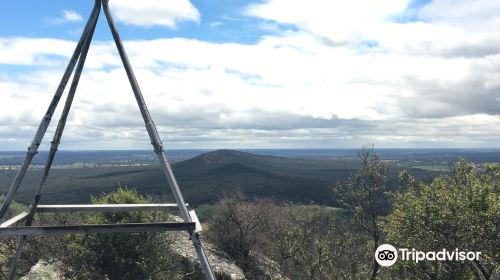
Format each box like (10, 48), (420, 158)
(0, 1), (216, 279)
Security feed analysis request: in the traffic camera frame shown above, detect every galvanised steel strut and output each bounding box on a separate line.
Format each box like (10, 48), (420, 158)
(0, 1), (216, 279)
(0, 0), (102, 221)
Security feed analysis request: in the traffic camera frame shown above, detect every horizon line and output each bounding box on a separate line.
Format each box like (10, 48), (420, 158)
(1, 147), (500, 152)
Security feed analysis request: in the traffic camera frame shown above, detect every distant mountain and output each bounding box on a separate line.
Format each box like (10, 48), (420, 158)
(173, 149), (295, 178)
(0, 149), (362, 206)
(2, 148), (492, 207)
(174, 149), (268, 175)
(174, 149), (358, 181)
(169, 149), (364, 205)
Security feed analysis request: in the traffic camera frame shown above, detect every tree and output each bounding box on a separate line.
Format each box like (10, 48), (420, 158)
(208, 193), (275, 270)
(271, 206), (371, 280)
(209, 194), (371, 279)
(384, 160), (500, 280)
(65, 188), (181, 279)
(331, 147), (391, 280)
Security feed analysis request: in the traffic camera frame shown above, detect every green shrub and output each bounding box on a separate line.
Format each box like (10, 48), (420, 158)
(65, 188), (181, 279)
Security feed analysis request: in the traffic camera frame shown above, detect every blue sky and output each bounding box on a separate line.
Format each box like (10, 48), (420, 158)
(0, 0), (278, 43)
(0, 0), (499, 150)
(0, 0), (430, 42)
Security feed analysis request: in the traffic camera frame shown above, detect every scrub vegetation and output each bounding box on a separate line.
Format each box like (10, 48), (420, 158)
(0, 149), (498, 279)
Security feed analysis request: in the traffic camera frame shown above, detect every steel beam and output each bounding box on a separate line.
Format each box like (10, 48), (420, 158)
(0, 0), (102, 220)
(4, 1), (216, 279)
(0, 212), (29, 228)
(6, 3), (101, 279)
(0, 222), (195, 236)
(36, 203), (185, 213)
(101, 1), (215, 279)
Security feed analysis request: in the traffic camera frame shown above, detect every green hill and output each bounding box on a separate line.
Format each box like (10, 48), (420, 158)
(0, 149), (442, 206)
(0, 149), (358, 206)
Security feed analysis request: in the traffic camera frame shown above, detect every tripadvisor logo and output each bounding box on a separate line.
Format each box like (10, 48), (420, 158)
(375, 244), (482, 267)
(375, 244), (398, 267)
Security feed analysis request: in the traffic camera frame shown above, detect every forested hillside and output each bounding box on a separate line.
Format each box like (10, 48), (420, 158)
(0, 149), (446, 206)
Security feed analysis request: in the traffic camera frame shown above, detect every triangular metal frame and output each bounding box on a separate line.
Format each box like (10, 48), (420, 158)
(0, 1), (215, 279)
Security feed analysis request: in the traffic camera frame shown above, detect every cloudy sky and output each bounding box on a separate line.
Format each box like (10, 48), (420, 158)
(0, 0), (499, 150)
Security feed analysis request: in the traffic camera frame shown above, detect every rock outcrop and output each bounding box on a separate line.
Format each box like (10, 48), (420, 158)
(168, 223), (287, 279)
(22, 216), (286, 280)
(168, 217), (247, 279)
(20, 260), (64, 280)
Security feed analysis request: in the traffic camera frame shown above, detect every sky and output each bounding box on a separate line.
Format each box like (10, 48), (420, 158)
(0, 0), (499, 150)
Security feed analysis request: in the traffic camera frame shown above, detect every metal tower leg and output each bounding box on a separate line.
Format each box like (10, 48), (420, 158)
(2, 1), (216, 279)
(101, 1), (216, 279)
(5, 4), (100, 279)
(0, 0), (102, 220)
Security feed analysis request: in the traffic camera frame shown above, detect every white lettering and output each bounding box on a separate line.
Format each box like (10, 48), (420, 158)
(416, 251), (425, 263)
(436, 249), (446, 260)
(399, 248), (408, 260)
(466, 252), (476, 261)
(379, 245), (482, 265)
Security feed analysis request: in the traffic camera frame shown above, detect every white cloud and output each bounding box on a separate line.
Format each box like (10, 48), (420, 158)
(0, 38), (73, 65)
(247, 0), (500, 59)
(247, 0), (410, 44)
(109, 0), (200, 28)
(1, 0), (500, 149)
(48, 10), (83, 25)
(419, 0), (500, 26)
(1, 31), (499, 149)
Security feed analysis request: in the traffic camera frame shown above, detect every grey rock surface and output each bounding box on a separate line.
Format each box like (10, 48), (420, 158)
(168, 217), (287, 280)
(20, 260), (64, 280)
(169, 216), (247, 280)
(21, 217), (285, 280)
